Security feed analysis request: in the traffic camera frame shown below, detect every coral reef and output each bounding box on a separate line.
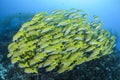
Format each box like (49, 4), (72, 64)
(0, 62), (20, 80)
(0, 64), (8, 80)
(8, 9), (116, 74)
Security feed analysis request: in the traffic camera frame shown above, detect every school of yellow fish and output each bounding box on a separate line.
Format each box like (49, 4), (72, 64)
(7, 9), (116, 74)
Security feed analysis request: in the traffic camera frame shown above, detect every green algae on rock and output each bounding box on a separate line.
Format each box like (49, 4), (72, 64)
(7, 9), (116, 74)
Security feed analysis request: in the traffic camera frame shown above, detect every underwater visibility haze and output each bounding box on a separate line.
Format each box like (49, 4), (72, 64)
(0, 0), (120, 80)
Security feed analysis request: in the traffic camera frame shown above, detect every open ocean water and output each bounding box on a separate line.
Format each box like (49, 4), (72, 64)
(0, 0), (120, 80)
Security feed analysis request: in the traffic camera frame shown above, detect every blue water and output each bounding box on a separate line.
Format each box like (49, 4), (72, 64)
(0, 0), (120, 50)
(0, 0), (120, 80)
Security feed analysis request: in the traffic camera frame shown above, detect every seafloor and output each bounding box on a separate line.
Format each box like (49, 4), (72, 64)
(0, 13), (120, 80)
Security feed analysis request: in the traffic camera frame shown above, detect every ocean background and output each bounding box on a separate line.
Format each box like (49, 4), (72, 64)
(0, 0), (120, 80)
